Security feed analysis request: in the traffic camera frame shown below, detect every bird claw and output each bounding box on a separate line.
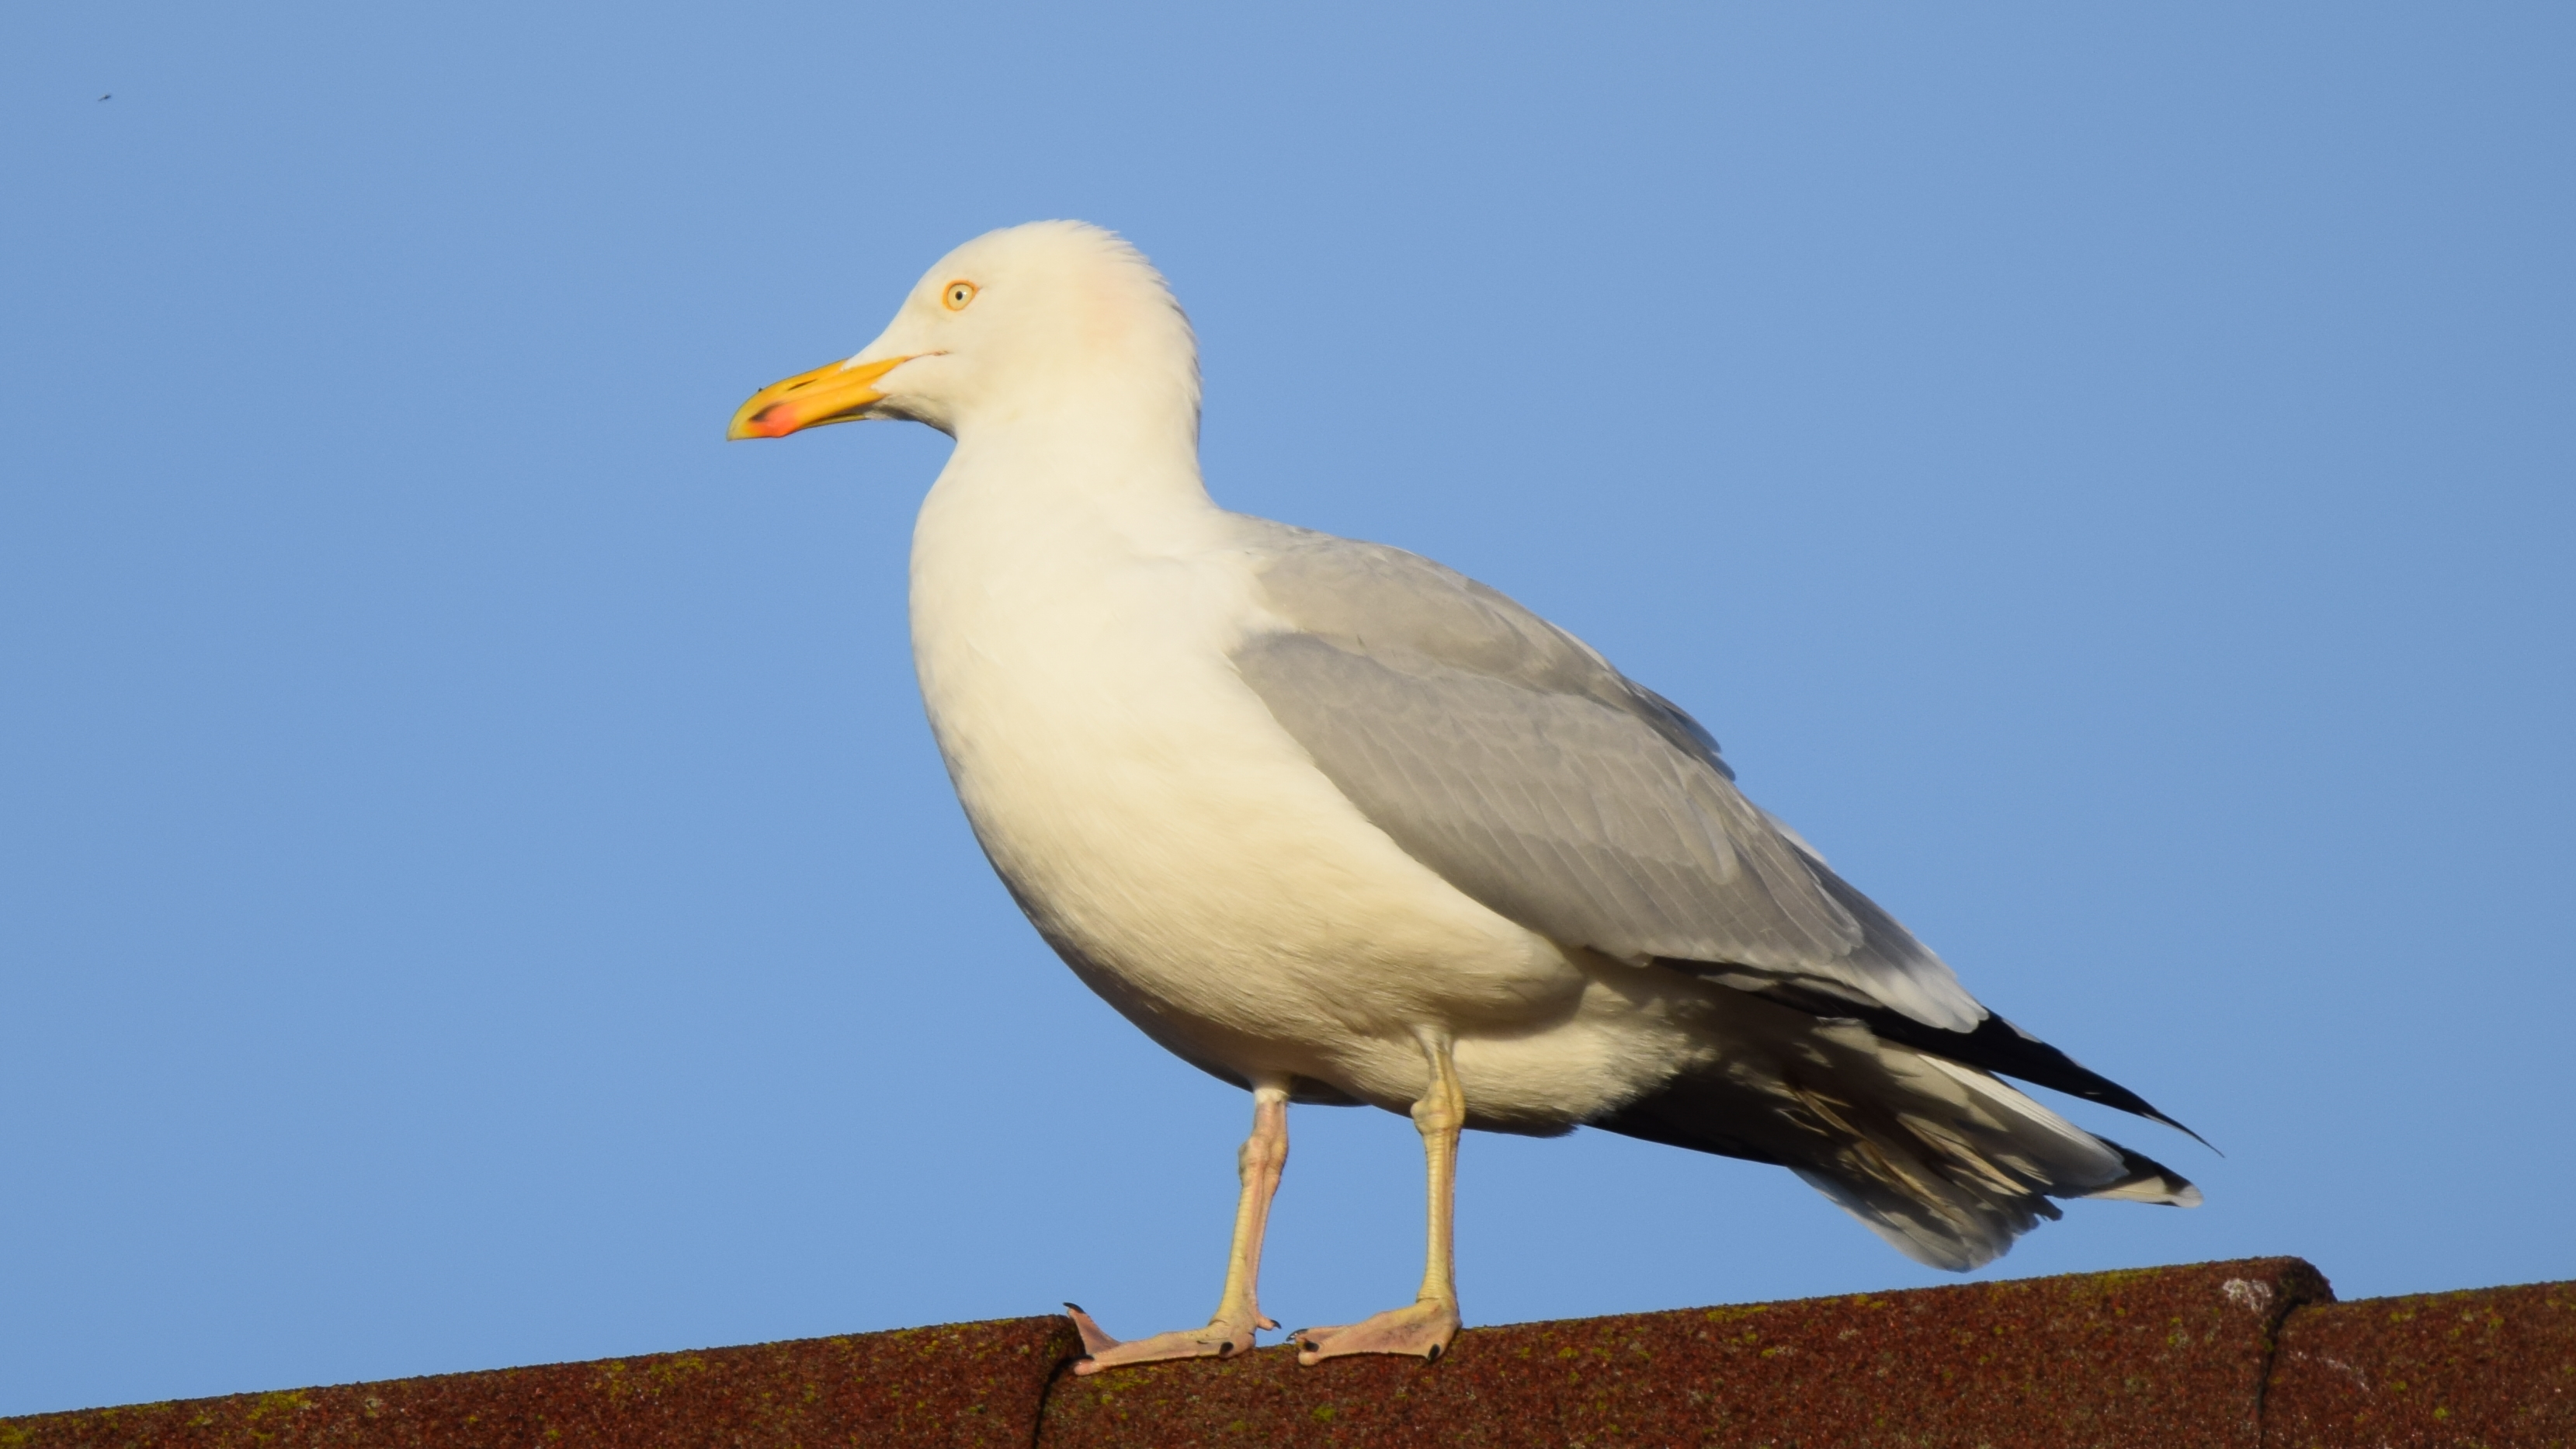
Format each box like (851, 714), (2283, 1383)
(1063, 1303), (1122, 1357)
(1292, 1298), (1460, 1365)
(1065, 1304), (1267, 1374)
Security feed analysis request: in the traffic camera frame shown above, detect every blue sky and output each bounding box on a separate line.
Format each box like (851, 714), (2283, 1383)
(4, 1), (2571, 1418)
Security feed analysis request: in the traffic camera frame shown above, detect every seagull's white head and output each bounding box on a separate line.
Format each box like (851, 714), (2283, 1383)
(728, 220), (1199, 443)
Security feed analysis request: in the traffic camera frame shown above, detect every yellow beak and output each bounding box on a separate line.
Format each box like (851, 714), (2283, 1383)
(726, 354), (916, 440)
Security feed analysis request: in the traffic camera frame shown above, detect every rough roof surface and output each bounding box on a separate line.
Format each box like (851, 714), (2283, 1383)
(2265, 1280), (2575, 1448)
(5, 1258), (2570, 1448)
(0, 1315), (1078, 1449)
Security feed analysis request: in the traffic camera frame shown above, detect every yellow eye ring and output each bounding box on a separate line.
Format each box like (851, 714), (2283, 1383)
(943, 280), (977, 311)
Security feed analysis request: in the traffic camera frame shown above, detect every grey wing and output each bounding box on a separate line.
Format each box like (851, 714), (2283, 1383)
(1233, 523), (1984, 1032)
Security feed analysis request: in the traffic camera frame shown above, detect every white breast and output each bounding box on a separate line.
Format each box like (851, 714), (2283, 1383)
(904, 442), (1602, 1107)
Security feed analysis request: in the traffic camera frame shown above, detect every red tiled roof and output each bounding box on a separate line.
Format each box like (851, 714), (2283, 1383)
(6, 1258), (2569, 1447)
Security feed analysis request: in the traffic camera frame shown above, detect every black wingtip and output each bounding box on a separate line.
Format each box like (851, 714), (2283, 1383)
(1730, 981), (2213, 1150)
(1919, 1010), (2217, 1152)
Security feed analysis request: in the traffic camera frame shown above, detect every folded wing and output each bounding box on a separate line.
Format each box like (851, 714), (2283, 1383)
(1234, 523), (1983, 1032)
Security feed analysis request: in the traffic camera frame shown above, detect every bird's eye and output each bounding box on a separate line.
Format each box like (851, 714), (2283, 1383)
(943, 281), (978, 311)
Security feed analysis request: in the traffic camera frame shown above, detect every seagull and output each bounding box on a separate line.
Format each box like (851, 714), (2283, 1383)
(727, 221), (2201, 1373)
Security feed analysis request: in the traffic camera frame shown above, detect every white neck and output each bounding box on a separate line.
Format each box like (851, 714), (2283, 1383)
(904, 391), (1250, 812)
(929, 391), (1218, 551)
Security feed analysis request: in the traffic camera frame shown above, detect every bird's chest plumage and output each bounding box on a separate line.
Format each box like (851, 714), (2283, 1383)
(905, 471), (1582, 1075)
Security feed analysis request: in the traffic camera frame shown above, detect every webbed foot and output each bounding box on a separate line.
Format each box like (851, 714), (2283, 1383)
(1066, 1302), (1278, 1374)
(1292, 1296), (1460, 1365)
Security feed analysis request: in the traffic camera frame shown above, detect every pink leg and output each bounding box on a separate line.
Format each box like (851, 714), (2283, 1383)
(1292, 1033), (1464, 1365)
(1071, 1079), (1290, 1374)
